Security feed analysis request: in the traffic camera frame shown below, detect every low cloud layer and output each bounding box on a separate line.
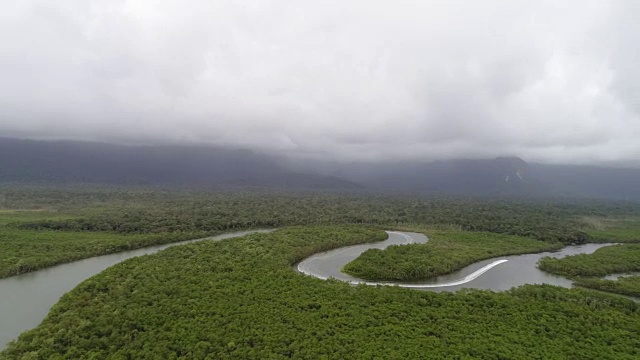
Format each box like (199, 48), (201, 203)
(1, 1), (639, 164)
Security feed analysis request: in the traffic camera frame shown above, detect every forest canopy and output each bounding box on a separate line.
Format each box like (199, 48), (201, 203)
(1, 185), (639, 279)
(343, 230), (562, 281)
(2, 226), (639, 359)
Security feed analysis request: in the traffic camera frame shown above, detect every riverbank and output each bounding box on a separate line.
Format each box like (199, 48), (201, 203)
(297, 230), (614, 292)
(343, 229), (562, 282)
(539, 244), (640, 297)
(0, 227), (218, 279)
(0, 230), (273, 349)
(4, 226), (638, 359)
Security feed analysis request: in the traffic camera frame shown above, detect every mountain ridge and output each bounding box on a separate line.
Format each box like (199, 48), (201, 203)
(1, 137), (640, 200)
(0, 137), (359, 190)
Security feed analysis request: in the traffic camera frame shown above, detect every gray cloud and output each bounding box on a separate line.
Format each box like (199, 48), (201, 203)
(1, 0), (639, 164)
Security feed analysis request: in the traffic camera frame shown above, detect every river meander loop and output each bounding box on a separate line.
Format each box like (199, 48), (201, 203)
(297, 231), (510, 288)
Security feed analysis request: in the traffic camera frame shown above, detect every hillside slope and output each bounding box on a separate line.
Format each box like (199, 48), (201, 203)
(0, 138), (358, 190)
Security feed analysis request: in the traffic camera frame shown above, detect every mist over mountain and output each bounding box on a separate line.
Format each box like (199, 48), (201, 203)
(325, 157), (640, 200)
(322, 157), (530, 194)
(527, 163), (640, 200)
(2, 2), (640, 166)
(0, 138), (358, 190)
(2, 137), (640, 200)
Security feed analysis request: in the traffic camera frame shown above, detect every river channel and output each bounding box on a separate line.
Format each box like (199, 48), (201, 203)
(297, 231), (614, 292)
(0, 230), (272, 349)
(0, 229), (622, 350)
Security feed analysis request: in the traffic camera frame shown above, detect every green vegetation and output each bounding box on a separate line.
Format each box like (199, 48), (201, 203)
(574, 276), (640, 298)
(3, 226), (638, 359)
(2, 184), (640, 279)
(0, 210), (78, 226)
(2, 185), (640, 356)
(0, 228), (211, 278)
(5, 185), (636, 242)
(538, 244), (640, 277)
(583, 217), (640, 243)
(343, 230), (562, 281)
(538, 244), (640, 297)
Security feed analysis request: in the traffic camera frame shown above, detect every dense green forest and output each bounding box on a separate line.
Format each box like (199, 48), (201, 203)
(538, 244), (640, 297)
(574, 276), (640, 297)
(1, 185), (640, 279)
(2, 226), (639, 359)
(0, 227), (211, 278)
(538, 244), (640, 277)
(343, 230), (562, 281)
(5, 185), (639, 242)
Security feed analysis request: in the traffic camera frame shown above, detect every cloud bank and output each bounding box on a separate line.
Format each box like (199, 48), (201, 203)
(1, 0), (639, 164)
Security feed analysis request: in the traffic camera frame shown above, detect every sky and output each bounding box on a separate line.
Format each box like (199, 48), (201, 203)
(1, 1), (639, 164)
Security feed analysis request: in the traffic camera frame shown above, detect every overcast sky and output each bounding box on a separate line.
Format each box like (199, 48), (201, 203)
(1, 1), (639, 164)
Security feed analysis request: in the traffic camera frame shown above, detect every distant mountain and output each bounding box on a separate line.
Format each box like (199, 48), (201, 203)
(2, 137), (640, 200)
(0, 138), (359, 190)
(325, 157), (640, 200)
(326, 157), (531, 195)
(527, 163), (640, 200)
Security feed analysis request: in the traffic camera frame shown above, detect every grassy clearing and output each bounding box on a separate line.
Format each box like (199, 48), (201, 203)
(0, 210), (78, 226)
(582, 217), (640, 243)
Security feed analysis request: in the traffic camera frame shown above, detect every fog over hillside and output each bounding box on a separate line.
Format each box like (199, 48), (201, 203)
(1, 1), (640, 166)
(0, 138), (359, 190)
(2, 137), (640, 200)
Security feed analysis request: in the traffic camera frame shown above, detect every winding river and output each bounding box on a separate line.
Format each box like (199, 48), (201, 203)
(0, 230), (272, 349)
(0, 229), (622, 349)
(297, 231), (614, 292)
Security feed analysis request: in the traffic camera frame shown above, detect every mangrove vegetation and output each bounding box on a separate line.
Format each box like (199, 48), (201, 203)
(573, 276), (640, 298)
(343, 230), (562, 281)
(538, 244), (640, 277)
(2, 185), (640, 279)
(2, 226), (639, 359)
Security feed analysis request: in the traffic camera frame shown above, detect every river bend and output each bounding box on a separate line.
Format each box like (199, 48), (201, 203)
(0, 229), (618, 349)
(297, 231), (613, 293)
(0, 230), (272, 349)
